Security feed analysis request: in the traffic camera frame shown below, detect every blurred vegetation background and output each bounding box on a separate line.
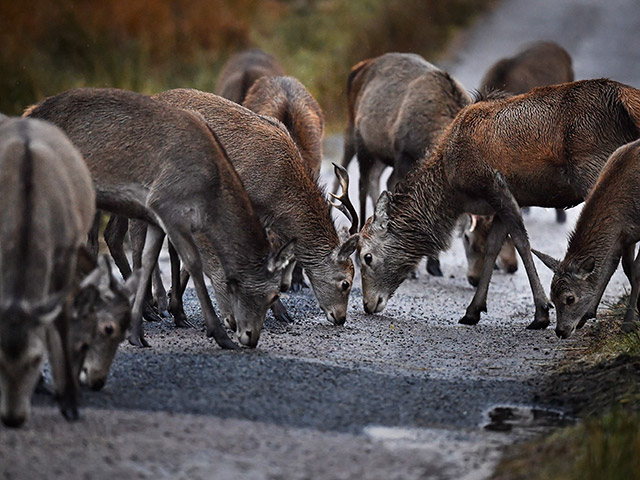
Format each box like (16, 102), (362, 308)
(0, 0), (495, 130)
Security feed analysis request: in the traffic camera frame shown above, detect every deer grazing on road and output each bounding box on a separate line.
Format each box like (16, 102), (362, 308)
(151, 90), (358, 327)
(26, 88), (294, 349)
(356, 78), (640, 330)
(0, 116), (95, 427)
(242, 75), (326, 291)
(534, 139), (640, 338)
(215, 49), (285, 104)
(337, 53), (472, 276)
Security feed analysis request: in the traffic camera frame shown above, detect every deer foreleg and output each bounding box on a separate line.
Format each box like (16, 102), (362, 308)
(460, 217), (507, 325)
(129, 219), (163, 322)
(167, 241), (193, 328)
(128, 225), (165, 347)
(104, 215), (131, 278)
(166, 228), (237, 350)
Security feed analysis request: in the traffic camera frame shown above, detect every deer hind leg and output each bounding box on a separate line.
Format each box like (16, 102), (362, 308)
(129, 219), (164, 323)
(460, 217), (508, 325)
(622, 243), (640, 333)
(128, 225), (165, 347)
(104, 215), (132, 278)
(167, 242), (194, 329)
(164, 226), (237, 350)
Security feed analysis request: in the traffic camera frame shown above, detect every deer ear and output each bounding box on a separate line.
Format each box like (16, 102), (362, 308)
(372, 191), (392, 231)
(576, 256), (595, 278)
(268, 238), (297, 274)
(336, 234), (359, 261)
(532, 249), (560, 272)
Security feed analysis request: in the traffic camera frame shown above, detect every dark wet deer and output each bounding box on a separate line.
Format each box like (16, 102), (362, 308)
(534, 139), (640, 338)
(0, 117), (95, 427)
(337, 53), (472, 276)
(152, 89), (358, 326)
(215, 49), (285, 104)
(26, 88), (294, 349)
(357, 79), (640, 330)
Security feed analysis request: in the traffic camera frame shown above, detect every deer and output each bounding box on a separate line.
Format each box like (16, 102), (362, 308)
(243, 75), (325, 180)
(73, 253), (138, 391)
(356, 78), (640, 330)
(26, 87), (295, 349)
(0, 116), (95, 427)
(481, 40), (575, 225)
(533, 139), (640, 338)
(335, 53), (472, 277)
(215, 48), (285, 105)
(146, 89), (358, 327)
(242, 75), (325, 291)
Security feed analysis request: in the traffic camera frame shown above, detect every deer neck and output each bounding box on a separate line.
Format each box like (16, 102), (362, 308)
(389, 156), (461, 258)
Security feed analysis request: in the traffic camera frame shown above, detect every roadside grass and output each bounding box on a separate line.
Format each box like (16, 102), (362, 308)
(492, 296), (640, 480)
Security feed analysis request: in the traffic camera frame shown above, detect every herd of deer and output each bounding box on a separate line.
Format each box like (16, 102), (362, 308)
(2, 40), (640, 428)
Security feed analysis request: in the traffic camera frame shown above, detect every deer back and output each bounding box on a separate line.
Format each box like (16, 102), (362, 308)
(243, 76), (325, 179)
(215, 49), (285, 104)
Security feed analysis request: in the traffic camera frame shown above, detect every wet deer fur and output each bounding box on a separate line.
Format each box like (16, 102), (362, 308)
(358, 78), (640, 329)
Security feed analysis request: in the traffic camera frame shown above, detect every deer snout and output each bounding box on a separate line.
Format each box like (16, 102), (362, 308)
(363, 296), (387, 314)
(555, 326), (575, 339)
(238, 329), (259, 348)
(80, 367), (107, 391)
(1, 412), (26, 428)
(328, 311), (346, 326)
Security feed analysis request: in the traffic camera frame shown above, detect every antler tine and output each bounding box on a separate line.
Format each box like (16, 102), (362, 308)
(330, 163), (359, 235)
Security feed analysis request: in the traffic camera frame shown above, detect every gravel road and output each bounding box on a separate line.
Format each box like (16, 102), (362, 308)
(3, 1), (640, 479)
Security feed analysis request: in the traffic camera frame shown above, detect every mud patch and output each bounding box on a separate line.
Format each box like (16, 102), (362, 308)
(483, 406), (574, 434)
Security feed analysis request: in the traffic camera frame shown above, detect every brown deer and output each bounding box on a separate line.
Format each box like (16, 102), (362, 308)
(26, 88), (294, 349)
(481, 40), (575, 224)
(533, 139), (640, 338)
(356, 79), (640, 330)
(337, 53), (472, 276)
(151, 89), (358, 327)
(460, 214), (517, 286)
(0, 117), (95, 427)
(243, 75), (325, 180)
(215, 49), (285, 104)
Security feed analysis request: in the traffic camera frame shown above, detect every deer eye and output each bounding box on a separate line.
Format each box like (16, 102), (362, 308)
(104, 324), (115, 336)
(341, 281), (350, 292)
(566, 295), (575, 305)
(364, 253), (373, 265)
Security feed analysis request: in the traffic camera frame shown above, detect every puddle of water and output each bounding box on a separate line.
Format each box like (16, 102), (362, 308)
(483, 405), (575, 435)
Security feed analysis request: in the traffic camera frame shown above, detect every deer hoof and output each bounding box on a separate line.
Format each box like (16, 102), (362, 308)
(142, 302), (163, 322)
(128, 333), (151, 348)
(173, 312), (194, 329)
(526, 318), (550, 330)
(459, 313), (480, 325)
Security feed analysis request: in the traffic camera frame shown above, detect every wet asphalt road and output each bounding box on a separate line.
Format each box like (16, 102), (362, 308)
(3, 1), (640, 479)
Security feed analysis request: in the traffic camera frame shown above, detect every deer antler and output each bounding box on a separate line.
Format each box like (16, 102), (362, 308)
(329, 163), (359, 235)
